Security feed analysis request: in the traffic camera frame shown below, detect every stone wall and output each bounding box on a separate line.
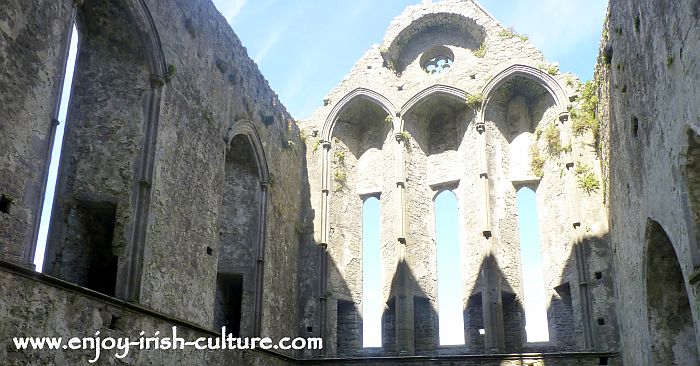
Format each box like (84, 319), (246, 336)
(0, 0), (642, 364)
(0, 264), (296, 365)
(597, 0), (700, 364)
(0, 0), (305, 359)
(300, 0), (615, 358)
(0, 0), (74, 265)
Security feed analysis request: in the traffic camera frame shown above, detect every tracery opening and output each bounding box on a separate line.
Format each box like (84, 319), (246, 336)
(435, 190), (466, 345)
(362, 196), (382, 348)
(516, 186), (550, 342)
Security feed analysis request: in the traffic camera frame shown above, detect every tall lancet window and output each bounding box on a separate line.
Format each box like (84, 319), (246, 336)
(435, 190), (465, 345)
(516, 186), (550, 342)
(34, 23), (79, 272)
(362, 196), (382, 347)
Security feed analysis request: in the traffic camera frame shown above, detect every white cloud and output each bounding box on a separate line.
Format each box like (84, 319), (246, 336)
(213, 0), (246, 23)
(254, 27), (284, 64)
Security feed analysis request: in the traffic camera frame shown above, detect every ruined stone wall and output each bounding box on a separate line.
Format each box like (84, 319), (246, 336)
(0, 0), (305, 361)
(0, 0), (633, 364)
(139, 0), (304, 337)
(215, 138), (261, 336)
(598, 0), (700, 364)
(44, 0), (151, 299)
(300, 0), (616, 359)
(0, 266), (296, 365)
(0, 1), (75, 265)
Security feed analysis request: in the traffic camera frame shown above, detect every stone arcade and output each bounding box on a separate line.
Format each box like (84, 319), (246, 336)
(0, 0), (698, 365)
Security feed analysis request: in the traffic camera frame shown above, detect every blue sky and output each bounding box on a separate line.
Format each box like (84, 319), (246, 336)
(362, 197), (382, 347)
(435, 191), (466, 345)
(33, 25), (78, 272)
(516, 187), (549, 342)
(213, 0), (607, 119)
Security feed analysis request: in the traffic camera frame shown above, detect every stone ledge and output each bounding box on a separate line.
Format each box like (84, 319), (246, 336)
(302, 351), (619, 365)
(0, 259), (296, 364)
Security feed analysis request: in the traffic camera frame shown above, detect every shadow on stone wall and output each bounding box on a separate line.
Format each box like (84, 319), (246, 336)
(404, 95), (473, 157)
(542, 230), (618, 354)
(294, 228), (620, 359)
(381, 258), (439, 356)
(463, 253), (525, 354)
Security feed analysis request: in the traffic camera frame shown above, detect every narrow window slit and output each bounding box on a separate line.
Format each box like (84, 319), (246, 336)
(516, 186), (550, 342)
(362, 196), (382, 348)
(435, 190), (465, 345)
(33, 22), (79, 271)
(0, 195), (11, 214)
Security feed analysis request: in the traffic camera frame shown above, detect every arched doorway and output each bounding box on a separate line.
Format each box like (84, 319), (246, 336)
(646, 220), (699, 365)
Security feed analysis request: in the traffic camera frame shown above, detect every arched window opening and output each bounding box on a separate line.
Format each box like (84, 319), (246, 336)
(34, 23), (79, 272)
(435, 190), (465, 345)
(214, 135), (262, 337)
(683, 128), (700, 261)
(41, 0), (156, 300)
(362, 196), (382, 347)
(327, 96), (390, 354)
(516, 186), (550, 342)
(646, 220), (699, 365)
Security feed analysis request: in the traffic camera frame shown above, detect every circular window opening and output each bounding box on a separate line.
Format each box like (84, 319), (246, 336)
(420, 46), (455, 75)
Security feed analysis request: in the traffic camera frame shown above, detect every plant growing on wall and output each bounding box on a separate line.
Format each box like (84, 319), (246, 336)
(334, 150), (345, 163)
(574, 162), (600, 193)
(385, 114), (394, 124)
(538, 63), (559, 76)
(332, 145), (348, 191)
(575, 162), (592, 176)
(334, 170), (347, 192)
(565, 75), (575, 88)
(544, 123), (562, 155)
(529, 144), (545, 178)
(282, 137), (295, 149)
(578, 172), (600, 193)
(534, 125), (543, 140)
(473, 44), (487, 58)
(465, 93), (483, 111)
(570, 80), (599, 139)
(312, 139), (323, 154)
(499, 27), (529, 42)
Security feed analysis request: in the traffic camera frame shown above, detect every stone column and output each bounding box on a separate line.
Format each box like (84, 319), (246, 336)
(561, 112), (596, 350)
(476, 120), (491, 237)
(482, 245), (505, 352)
(393, 128), (414, 355)
(318, 140), (332, 355)
(253, 182), (269, 336)
(476, 118), (505, 352)
(123, 72), (165, 302)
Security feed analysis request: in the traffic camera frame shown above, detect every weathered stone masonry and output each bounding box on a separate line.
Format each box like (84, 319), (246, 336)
(300, 0), (618, 362)
(598, 0), (700, 365)
(3, 0), (700, 365)
(1, 0), (302, 364)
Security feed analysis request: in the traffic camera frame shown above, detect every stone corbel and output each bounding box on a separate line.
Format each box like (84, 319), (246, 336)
(559, 111), (570, 124)
(476, 120), (486, 134)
